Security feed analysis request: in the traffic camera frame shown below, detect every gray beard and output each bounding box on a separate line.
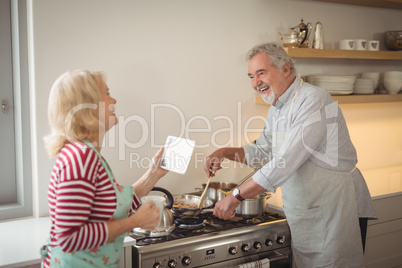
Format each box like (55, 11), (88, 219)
(262, 91), (276, 104)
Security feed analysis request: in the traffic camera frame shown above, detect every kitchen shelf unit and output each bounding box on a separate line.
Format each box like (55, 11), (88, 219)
(255, 94), (402, 105)
(266, 48), (402, 104)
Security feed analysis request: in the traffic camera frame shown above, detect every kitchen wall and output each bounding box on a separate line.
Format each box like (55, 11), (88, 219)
(30, 0), (402, 216)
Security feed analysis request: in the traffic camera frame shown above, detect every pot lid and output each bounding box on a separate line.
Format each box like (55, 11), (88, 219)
(297, 19), (308, 30)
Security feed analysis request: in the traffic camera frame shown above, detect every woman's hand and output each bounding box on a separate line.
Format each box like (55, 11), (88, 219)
(131, 201), (160, 231)
(150, 147), (169, 179)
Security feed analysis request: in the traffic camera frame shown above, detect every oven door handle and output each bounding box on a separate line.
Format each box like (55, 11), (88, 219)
(266, 250), (289, 262)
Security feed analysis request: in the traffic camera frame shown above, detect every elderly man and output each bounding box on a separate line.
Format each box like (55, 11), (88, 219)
(204, 42), (376, 267)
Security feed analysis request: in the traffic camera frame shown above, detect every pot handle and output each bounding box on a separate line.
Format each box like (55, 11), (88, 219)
(200, 208), (214, 214)
(151, 186), (174, 209)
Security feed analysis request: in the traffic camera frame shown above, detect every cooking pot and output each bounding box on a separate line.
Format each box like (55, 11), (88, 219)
(171, 194), (214, 218)
(235, 192), (271, 218)
(132, 187), (175, 237)
(199, 181), (237, 203)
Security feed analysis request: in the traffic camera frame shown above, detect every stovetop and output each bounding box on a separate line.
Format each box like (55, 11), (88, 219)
(130, 212), (285, 246)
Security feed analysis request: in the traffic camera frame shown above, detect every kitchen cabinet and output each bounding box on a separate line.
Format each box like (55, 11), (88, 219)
(255, 48), (402, 105)
(365, 193), (402, 267)
(313, 0), (402, 10)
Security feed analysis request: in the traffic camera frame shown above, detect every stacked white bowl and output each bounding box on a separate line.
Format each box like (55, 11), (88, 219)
(354, 78), (375, 94)
(383, 71), (402, 94)
(361, 72), (380, 92)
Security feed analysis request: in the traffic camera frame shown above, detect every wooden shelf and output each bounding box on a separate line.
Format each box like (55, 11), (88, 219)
(313, 0), (402, 10)
(284, 48), (402, 60)
(255, 94), (402, 105)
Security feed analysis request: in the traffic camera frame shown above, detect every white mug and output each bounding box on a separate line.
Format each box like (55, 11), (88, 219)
(355, 39), (367, 50)
(368, 40), (379, 51)
(340, 39), (355, 50)
(141, 195), (165, 229)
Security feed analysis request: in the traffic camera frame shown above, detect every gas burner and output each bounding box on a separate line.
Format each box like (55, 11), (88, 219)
(243, 218), (262, 224)
(142, 237), (167, 244)
(178, 220), (205, 230)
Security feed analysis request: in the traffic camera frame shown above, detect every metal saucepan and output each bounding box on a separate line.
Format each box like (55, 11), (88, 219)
(171, 194), (214, 218)
(235, 192), (272, 218)
(199, 181), (237, 203)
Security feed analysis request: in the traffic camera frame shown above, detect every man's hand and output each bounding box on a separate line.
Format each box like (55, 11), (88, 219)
(213, 194), (241, 220)
(204, 148), (226, 178)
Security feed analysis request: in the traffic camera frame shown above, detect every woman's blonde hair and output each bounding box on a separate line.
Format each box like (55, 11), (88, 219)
(44, 70), (106, 157)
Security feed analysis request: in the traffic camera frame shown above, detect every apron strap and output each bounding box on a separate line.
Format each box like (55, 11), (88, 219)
(287, 78), (304, 122)
(83, 140), (118, 193)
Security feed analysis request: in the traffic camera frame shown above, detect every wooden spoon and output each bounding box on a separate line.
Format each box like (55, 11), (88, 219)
(198, 177), (211, 208)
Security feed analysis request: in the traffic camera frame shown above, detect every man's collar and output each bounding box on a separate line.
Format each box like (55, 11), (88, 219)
(274, 77), (300, 109)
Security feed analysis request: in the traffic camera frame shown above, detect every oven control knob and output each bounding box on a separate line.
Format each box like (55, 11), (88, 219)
(254, 241), (262, 251)
(228, 247), (237, 255)
(182, 256), (192, 266)
(265, 239), (274, 247)
(168, 259), (177, 268)
(153, 262), (161, 268)
(277, 236), (286, 244)
(241, 244), (250, 252)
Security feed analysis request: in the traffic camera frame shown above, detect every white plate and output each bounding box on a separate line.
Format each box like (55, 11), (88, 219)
(327, 90), (353, 95)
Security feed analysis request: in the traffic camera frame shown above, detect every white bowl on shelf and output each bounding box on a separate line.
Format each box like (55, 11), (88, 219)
(383, 81), (402, 94)
(361, 72), (380, 90)
(383, 71), (402, 94)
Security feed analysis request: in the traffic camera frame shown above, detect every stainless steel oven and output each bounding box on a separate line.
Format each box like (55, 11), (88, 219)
(128, 212), (291, 268)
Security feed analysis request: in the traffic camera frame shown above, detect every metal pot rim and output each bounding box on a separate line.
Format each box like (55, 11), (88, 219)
(172, 194), (213, 211)
(201, 181), (237, 190)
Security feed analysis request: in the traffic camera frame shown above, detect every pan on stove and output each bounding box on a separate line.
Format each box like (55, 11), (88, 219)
(172, 194), (214, 218)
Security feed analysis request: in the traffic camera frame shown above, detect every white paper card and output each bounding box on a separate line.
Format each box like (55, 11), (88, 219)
(161, 136), (195, 174)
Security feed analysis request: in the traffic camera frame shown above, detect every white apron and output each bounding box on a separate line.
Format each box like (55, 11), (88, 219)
(273, 82), (365, 267)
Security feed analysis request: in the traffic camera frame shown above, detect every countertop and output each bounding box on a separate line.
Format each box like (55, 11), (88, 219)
(0, 217), (135, 268)
(0, 217), (50, 268)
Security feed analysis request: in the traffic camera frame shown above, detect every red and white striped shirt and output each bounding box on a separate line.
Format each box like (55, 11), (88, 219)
(42, 142), (140, 268)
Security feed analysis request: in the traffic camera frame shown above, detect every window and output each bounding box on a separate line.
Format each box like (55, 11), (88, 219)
(0, 0), (32, 221)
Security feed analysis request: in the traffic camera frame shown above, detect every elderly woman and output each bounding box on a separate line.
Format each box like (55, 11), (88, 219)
(41, 70), (168, 267)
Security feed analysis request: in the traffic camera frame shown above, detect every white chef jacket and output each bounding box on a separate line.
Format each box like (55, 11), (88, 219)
(243, 77), (376, 219)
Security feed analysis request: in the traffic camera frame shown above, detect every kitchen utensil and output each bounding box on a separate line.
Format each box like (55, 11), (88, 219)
(383, 71), (402, 94)
(236, 170), (257, 188)
(384, 30), (402, 51)
(280, 30), (300, 48)
(280, 19), (312, 48)
(361, 72), (380, 90)
(140, 195), (165, 229)
(355, 39), (367, 50)
(132, 187), (175, 237)
(199, 181), (237, 203)
(171, 194), (214, 218)
(295, 19), (312, 48)
(354, 79), (375, 94)
(235, 192), (272, 218)
(368, 40), (380, 51)
(339, 39), (355, 50)
(198, 177), (211, 208)
(313, 21), (324, 49)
